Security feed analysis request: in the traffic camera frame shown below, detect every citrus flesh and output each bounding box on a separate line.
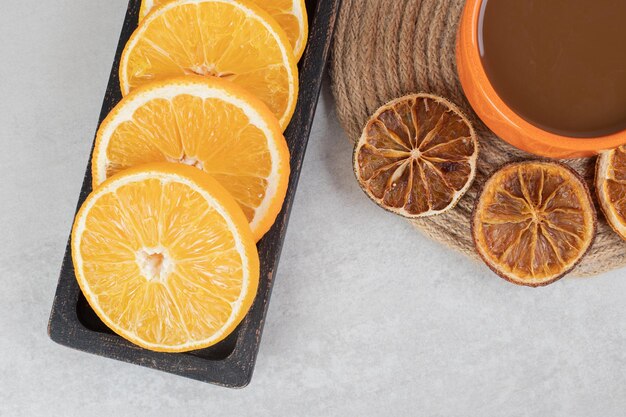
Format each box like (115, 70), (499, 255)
(353, 94), (478, 218)
(254, 0), (308, 60)
(596, 144), (626, 240)
(92, 76), (289, 241)
(473, 161), (596, 287)
(138, 0), (309, 60)
(120, 0), (298, 129)
(72, 163), (259, 352)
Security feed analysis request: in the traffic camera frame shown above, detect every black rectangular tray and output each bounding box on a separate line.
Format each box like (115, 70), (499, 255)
(48, 0), (340, 388)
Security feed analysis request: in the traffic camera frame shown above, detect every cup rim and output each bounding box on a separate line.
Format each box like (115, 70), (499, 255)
(461, 0), (626, 155)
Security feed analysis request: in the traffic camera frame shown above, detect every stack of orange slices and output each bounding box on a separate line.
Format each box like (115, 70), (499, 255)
(72, 0), (308, 352)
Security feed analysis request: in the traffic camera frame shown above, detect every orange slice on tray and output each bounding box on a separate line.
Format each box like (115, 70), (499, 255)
(596, 145), (626, 241)
(138, 0), (309, 60)
(472, 161), (596, 287)
(255, 0), (308, 60)
(72, 163), (259, 352)
(92, 76), (289, 241)
(120, 0), (298, 130)
(353, 94), (478, 218)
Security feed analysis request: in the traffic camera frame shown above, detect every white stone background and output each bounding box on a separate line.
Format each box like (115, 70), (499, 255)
(1, 1), (625, 416)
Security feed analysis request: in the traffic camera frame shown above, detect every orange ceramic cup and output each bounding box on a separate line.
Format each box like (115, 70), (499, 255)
(456, 0), (626, 159)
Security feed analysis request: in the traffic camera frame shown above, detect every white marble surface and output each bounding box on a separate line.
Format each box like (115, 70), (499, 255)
(2, 1), (626, 416)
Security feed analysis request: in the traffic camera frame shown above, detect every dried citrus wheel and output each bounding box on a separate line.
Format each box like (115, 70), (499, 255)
(353, 94), (478, 218)
(138, 0), (309, 60)
(92, 76), (289, 241)
(596, 145), (626, 240)
(120, 0), (298, 130)
(472, 161), (596, 287)
(72, 163), (259, 352)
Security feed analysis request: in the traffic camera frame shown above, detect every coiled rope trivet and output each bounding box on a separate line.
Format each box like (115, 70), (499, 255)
(329, 0), (626, 276)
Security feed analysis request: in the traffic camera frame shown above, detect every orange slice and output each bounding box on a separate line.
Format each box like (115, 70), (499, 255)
(353, 94), (478, 218)
(92, 76), (290, 242)
(596, 145), (626, 240)
(472, 161), (596, 287)
(120, 0), (299, 130)
(255, 0), (308, 60)
(138, 0), (309, 60)
(71, 163), (259, 352)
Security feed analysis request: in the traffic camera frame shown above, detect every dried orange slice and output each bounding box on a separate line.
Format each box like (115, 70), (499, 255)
(596, 145), (626, 240)
(72, 163), (259, 352)
(472, 161), (596, 287)
(138, 0), (309, 60)
(353, 94), (478, 218)
(92, 76), (289, 241)
(120, 0), (298, 130)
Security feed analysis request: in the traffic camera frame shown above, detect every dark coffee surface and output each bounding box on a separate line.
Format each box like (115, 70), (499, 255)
(480, 0), (626, 138)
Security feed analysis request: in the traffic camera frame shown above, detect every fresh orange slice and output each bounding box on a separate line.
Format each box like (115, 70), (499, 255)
(255, 0), (308, 60)
(353, 94), (478, 218)
(92, 76), (290, 241)
(138, 0), (309, 60)
(472, 161), (596, 287)
(596, 145), (626, 240)
(120, 0), (299, 130)
(72, 163), (259, 352)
